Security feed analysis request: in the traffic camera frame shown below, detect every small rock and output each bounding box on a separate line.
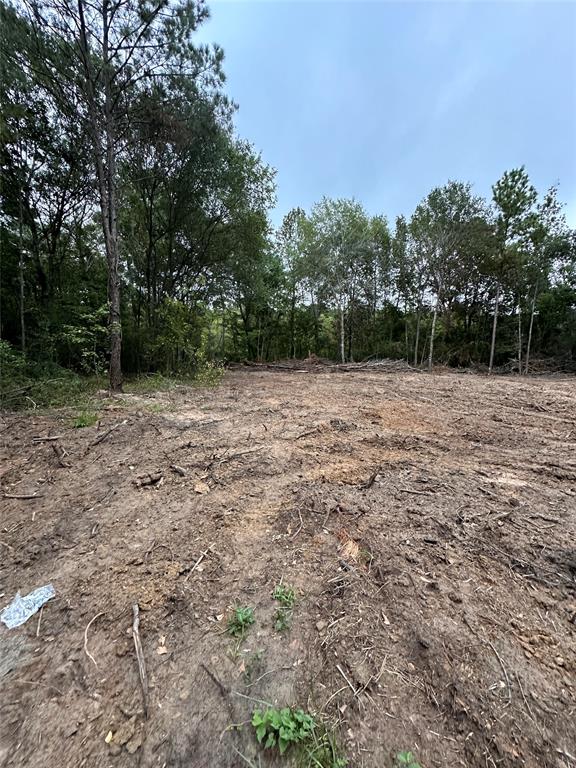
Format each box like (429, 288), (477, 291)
(112, 715), (136, 747)
(556, 656), (565, 667)
(316, 620), (327, 632)
(125, 733), (143, 754)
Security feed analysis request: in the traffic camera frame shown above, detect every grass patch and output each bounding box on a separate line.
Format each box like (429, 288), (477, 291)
(72, 410), (99, 428)
(273, 608), (292, 633)
(395, 752), (422, 768)
(272, 584), (296, 608)
(251, 708), (347, 767)
(272, 583), (295, 632)
(227, 606), (255, 639)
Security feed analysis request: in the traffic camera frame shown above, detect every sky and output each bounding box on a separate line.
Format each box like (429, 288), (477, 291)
(197, 1), (576, 228)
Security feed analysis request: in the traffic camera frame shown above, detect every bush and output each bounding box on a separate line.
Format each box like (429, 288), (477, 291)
(0, 340), (104, 411)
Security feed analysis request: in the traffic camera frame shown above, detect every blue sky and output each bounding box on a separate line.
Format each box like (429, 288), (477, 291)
(198, 1), (576, 227)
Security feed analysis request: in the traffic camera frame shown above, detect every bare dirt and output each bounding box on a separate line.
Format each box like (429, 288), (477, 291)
(1, 369), (575, 768)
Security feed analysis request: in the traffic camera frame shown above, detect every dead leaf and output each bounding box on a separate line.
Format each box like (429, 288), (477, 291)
(194, 481), (210, 494)
(340, 538), (359, 561)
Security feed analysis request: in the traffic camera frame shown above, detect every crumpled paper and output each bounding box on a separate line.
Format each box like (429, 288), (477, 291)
(1, 584), (55, 629)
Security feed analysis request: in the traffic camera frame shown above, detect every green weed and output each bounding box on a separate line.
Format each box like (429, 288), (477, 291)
(395, 751), (422, 768)
(252, 707), (315, 755)
(303, 727), (348, 768)
(227, 606), (255, 638)
(274, 608), (292, 633)
(272, 584), (296, 608)
(72, 410), (98, 428)
(251, 708), (347, 767)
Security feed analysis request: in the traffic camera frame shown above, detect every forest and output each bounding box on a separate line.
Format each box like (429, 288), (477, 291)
(1, 0), (575, 397)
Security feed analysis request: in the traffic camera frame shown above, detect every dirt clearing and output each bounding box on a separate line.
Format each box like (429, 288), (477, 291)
(1, 370), (575, 768)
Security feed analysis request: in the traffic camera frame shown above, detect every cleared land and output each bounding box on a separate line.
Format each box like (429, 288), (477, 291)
(0, 369), (575, 768)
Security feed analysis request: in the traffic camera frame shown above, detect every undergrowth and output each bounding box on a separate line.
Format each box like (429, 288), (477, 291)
(0, 341), (223, 411)
(272, 583), (296, 633)
(395, 751), (422, 768)
(227, 606), (255, 638)
(251, 707), (346, 767)
(72, 411), (99, 428)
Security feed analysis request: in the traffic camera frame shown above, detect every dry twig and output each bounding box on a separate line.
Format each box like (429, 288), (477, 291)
(84, 612), (104, 669)
(487, 640), (512, 706)
(184, 543), (215, 581)
(91, 419), (127, 447)
(132, 603), (149, 718)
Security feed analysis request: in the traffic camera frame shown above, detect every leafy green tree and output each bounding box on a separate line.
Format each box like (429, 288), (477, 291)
(489, 167), (537, 373)
(304, 198), (372, 362)
(276, 208), (307, 358)
(410, 181), (488, 370)
(23, 0), (226, 390)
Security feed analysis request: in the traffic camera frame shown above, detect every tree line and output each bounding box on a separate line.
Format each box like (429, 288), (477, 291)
(1, 0), (575, 393)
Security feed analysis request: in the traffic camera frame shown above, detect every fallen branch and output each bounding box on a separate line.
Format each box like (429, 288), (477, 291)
(335, 663), (358, 695)
(84, 612), (104, 669)
(32, 435), (63, 443)
(487, 640), (511, 706)
(132, 604), (149, 718)
(51, 443), (71, 468)
(359, 466), (381, 490)
(2, 493), (43, 500)
(289, 508), (304, 539)
(184, 543), (215, 581)
(397, 488), (435, 496)
(91, 419), (127, 447)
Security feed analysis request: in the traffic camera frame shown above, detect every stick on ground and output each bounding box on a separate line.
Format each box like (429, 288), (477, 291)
(84, 612), (104, 669)
(132, 603), (149, 718)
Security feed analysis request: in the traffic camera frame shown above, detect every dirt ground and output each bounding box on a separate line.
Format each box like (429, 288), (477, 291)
(1, 369), (575, 768)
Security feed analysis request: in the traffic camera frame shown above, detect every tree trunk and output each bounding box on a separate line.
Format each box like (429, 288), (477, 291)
(488, 283), (500, 375)
(404, 301), (409, 362)
(428, 301), (438, 373)
(339, 304), (345, 364)
(18, 192), (26, 355)
(524, 283), (538, 375)
(414, 309), (421, 367)
(289, 284), (296, 358)
(78, 0), (122, 391)
(517, 305), (522, 375)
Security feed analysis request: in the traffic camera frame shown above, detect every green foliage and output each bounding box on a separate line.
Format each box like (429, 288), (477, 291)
(0, 341), (105, 411)
(251, 708), (347, 767)
(227, 606), (255, 638)
(72, 410), (98, 428)
(303, 729), (348, 768)
(192, 356), (225, 387)
(395, 751), (422, 768)
(251, 707), (315, 755)
(273, 608), (292, 633)
(272, 584), (296, 608)
(272, 583), (295, 632)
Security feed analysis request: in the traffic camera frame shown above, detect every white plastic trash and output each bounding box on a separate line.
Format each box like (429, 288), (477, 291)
(0, 584), (56, 629)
